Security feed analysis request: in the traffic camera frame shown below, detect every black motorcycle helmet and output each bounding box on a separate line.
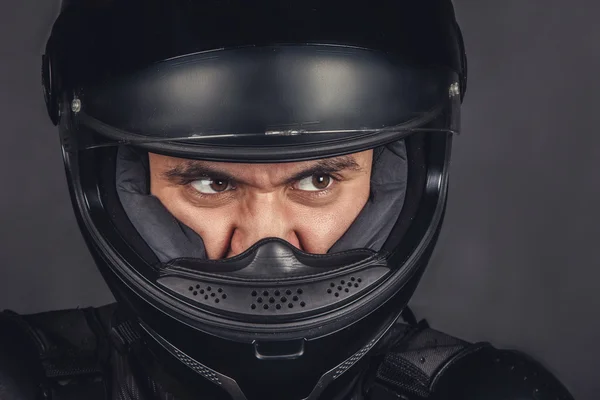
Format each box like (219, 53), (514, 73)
(42, 1), (467, 399)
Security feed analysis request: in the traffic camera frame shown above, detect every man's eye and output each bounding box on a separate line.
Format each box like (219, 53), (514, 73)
(295, 175), (333, 191)
(190, 179), (235, 194)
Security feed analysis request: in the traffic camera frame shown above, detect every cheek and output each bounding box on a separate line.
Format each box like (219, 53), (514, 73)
(151, 188), (236, 259)
(293, 183), (371, 253)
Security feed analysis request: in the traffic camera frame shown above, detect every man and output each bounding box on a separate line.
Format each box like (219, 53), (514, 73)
(0, 0), (575, 399)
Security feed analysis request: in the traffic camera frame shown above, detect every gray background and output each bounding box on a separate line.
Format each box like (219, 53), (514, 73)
(0, 1), (598, 399)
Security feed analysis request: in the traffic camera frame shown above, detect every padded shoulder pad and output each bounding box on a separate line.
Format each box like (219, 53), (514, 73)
(369, 322), (477, 399)
(0, 311), (46, 399)
(0, 304), (117, 400)
(431, 346), (574, 400)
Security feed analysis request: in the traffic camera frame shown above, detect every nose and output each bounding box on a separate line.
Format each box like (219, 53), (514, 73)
(228, 193), (300, 257)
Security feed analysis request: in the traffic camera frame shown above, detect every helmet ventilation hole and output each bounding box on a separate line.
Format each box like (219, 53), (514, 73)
(188, 284), (228, 304)
(249, 288), (306, 311)
(329, 277), (362, 297)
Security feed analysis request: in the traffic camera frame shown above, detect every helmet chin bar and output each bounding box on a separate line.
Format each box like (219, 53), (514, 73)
(157, 239), (389, 322)
(139, 308), (398, 400)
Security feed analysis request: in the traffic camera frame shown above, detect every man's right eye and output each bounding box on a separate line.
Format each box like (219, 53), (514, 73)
(190, 179), (235, 194)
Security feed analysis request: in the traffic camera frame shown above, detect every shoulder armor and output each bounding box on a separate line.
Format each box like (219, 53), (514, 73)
(365, 321), (574, 400)
(0, 304), (117, 400)
(0, 311), (46, 399)
(367, 321), (477, 399)
(431, 346), (574, 400)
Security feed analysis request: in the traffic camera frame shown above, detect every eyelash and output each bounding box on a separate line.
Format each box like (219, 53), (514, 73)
(183, 173), (342, 199)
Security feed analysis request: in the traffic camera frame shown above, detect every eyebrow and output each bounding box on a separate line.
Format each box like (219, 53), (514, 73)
(163, 155), (362, 186)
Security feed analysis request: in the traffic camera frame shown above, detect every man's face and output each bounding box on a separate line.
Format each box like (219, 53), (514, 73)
(148, 150), (374, 259)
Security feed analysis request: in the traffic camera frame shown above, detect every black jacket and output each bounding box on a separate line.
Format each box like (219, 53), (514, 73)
(0, 304), (574, 400)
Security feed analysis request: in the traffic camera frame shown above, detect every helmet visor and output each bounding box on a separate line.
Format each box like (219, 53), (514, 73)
(68, 45), (461, 162)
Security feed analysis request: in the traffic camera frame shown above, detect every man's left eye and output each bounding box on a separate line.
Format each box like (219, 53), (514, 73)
(190, 179), (235, 194)
(295, 175), (333, 191)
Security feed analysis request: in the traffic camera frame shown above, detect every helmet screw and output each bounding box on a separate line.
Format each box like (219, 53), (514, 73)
(71, 98), (82, 113)
(449, 82), (460, 98)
